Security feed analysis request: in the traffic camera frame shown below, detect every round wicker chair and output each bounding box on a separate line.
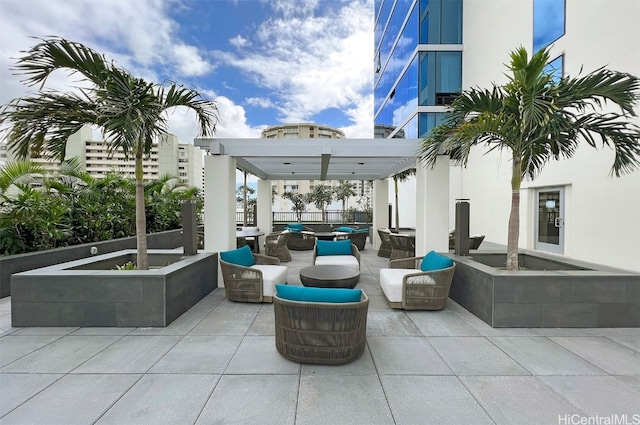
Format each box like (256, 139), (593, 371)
(273, 292), (369, 364)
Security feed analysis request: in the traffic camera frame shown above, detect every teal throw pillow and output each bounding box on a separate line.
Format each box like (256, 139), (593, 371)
(335, 226), (356, 233)
(420, 250), (454, 271)
(220, 245), (255, 267)
(275, 284), (362, 303)
(316, 239), (352, 256)
(286, 223), (303, 232)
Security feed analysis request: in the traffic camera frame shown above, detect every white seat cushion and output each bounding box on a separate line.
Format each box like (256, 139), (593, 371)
(379, 268), (435, 303)
(252, 265), (288, 297)
(314, 255), (360, 272)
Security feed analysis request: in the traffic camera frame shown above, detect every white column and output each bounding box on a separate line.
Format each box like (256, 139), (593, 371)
(415, 156), (449, 254)
(372, 179), (390, 249)
(204, 154), (236, 254)
(257, 179), (272, 237)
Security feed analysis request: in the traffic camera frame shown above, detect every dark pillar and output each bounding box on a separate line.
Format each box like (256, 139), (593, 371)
(455, 199), (470, 256)
(182, 200), (198, 255)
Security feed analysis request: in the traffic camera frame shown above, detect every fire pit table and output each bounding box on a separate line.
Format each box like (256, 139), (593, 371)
(299, 265), (360, 289)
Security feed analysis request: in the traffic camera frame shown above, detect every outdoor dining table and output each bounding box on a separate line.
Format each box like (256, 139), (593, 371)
(236, 230), (265, 253)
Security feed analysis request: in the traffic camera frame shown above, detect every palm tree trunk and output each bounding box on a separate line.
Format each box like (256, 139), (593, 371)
(135, 153), (149, 270)
(394, 178), (399, 232)
(506, 156), (522, 271)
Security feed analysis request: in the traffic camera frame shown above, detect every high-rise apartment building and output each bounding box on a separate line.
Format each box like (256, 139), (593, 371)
(262, 123), (373, 214)
(374, 0), (640, 271)
(0, 125), (204, 188)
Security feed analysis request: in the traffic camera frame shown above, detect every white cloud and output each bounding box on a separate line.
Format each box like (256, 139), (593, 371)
(172, 44), (213, 77)
(245, 97), (275, 108)
(0, 0), (212, 105)
(0, 0), (375, 166)
(213, 0), (374, 133)
(229, 35), (249, 49)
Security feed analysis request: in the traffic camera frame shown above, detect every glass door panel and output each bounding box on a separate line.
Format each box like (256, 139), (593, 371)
(535, 188), (564, 254)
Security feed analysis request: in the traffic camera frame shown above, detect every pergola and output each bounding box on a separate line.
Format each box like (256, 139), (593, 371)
(195, 138), (451, 259)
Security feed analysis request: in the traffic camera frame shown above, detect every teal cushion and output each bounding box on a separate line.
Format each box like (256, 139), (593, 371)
(275, 284), (362, 303)
(220, 245), (255, 267)
(316, 239), (352, 256)
(286, 223), (303, 232)
(353, 228), (369, 234)
(420, 250), (454, 271)
(335, 226), (355, 233)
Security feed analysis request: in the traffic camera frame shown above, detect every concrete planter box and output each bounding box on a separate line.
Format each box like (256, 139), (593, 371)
(449, 250), (640, 328)
(0, 228), (196, 298)
(11, 250), (218, 327)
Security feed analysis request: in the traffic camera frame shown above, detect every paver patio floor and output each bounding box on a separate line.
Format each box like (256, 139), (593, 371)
(1, 243), (638, 424)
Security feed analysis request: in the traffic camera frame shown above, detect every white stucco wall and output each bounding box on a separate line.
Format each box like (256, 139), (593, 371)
(457, 0), (640, 271)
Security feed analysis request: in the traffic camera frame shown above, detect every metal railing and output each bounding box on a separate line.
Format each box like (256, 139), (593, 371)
(236, 210), (371, 225)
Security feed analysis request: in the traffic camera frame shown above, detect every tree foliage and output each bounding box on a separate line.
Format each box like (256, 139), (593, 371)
(0, 37), (218, 268)
(307, 184), (334, 223)
(333, 181), (357, 223)
(0, 160), (201, 255)
(282, 191), (310, 222)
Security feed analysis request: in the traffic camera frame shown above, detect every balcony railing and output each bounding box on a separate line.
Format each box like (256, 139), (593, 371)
(236, 210), (371, 226)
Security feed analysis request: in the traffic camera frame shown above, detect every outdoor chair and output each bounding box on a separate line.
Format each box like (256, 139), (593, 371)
(313, 239), (360, 272)
(273, 284), (369, 364)
(389, 233), (415, 260)
(264, 232), (292, 262)
(219, 245), (287, 303)
(379, 251), (456, 310)
(283, 223), (316, 251)
(470, 234), (485, 249)
(377, 228), (392, 258)
(448, 231), (485, 250)
(332, 226), (369, 250)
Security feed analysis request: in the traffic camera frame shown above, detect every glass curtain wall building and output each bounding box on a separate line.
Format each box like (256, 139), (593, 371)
(374, 0), (463, 139)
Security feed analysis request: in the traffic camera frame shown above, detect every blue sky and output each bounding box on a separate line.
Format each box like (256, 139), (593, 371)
(0, 0), (375, 146)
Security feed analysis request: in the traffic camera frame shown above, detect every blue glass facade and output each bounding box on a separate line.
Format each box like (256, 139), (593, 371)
(374, 0), (463, 139)
(545, 55), (564, 83)
(533, 0), (566, 51)
(534, 0), (566, 80)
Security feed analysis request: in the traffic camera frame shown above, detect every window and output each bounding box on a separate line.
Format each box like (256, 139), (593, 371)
(419, 0), (462, 44)
(533, 0), (565, 51)
(418, 51), (461, 106)
(545, 55), (564, 83)
(419, 112), (447, 137)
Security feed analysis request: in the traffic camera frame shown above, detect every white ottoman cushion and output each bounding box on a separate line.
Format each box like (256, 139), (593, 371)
(252, 265), (288, 297)
(314, 255), (360, 272)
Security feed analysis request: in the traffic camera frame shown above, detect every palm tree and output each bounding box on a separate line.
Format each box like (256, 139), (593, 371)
(308, 184), (334, 224)
(0, 37), (218, 269)
(419, 45), (640, 270)
(282, 191), (309, 222)
(392, 169), (416, 232)
(333, 180), (357, 223)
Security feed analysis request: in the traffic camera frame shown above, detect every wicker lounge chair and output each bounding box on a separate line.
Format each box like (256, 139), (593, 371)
(219, 249), (287, 303)
(313, 240), (361, 272)
(389, 233), (415, 260)
(470, 234), (485, 250)
(377, 228), (392, 258)
(264, 232), (292, 262)
(283, 224), (316, 251)
(273, 289), (369, 364)
(379, 252), (456, 310)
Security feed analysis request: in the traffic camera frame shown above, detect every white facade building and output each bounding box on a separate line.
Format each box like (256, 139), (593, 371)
(0, 125), (204, 188)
